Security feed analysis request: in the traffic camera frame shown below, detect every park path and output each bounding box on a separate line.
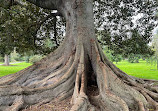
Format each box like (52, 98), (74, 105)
(0, 62), (22, 65)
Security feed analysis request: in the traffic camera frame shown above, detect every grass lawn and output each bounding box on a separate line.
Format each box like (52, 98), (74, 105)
(0, 60), (158, 80)
(114, 59), (158, 80)
(0, 62), (32, 77)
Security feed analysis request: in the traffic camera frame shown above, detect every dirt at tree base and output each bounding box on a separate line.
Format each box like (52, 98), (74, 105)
(22, 86), (100, 111)
(87, 85), (99, 96)
(22, 97), (72, 111)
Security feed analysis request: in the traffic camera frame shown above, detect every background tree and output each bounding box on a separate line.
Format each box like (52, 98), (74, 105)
(0, 1), (65, 65)
(149, 31), (158, 70)
(95, 0), (157, 59)
(0, 0), (158, 111)
(103, 46), (123, 64)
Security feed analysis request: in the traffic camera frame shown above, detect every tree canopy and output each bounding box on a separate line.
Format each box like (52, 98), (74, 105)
(0, 0), (157, 57)
(0, 0), (64, 56)
(95, 0), (158, 56)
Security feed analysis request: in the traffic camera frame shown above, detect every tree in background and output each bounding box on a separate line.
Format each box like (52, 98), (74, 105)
(96, 0), (157, 61)
(148, 31), (158, 70)
(0, 0), (158, 111)
(0, 1), (42, 65)
(103, 46), (123, 64)
(0, 36), (14, 65)
(100, 29), (155, 63)
(0, 0), (65, 64)
(127, 54), (141, 63)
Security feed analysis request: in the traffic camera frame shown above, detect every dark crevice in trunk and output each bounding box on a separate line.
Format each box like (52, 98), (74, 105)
(86, 57), (100, 109)
(79, 77), (81, 92)
(87, 57), (98, 88)
(55, 63), (63, 71)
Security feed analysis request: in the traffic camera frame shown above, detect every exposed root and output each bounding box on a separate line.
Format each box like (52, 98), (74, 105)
(136, 100), (145, 111)
(98, 62), (129, 111)
(90, 41), (158, 111)
(5, 96), (24, 111)
(0, 38), (158, 111)
(0, 52), (77, 111)
(134, 87), (158, 110)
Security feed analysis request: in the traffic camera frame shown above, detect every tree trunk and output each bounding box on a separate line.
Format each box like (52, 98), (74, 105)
(4, 54), (10, 66)
(0, 0), (158, 111)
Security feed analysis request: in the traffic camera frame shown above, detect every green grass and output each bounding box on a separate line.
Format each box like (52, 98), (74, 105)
(114, 59), (158, 80)
(0, 60), (158, 80)
(0, 62), (32, 77)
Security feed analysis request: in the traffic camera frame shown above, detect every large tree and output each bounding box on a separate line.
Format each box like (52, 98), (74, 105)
(0, 0), (158, 111)
(152, 31), (158, 70)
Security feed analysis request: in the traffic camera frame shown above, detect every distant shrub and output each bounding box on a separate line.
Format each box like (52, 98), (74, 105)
(111, 54), (123, 64)
(24, 56), (30, 63)
(29, 55), (43, 64)
(128, 54), (140, 63)
(0, 56), (3, 62)
(10, 51), (24, 62)
(103, 48), (123, 64)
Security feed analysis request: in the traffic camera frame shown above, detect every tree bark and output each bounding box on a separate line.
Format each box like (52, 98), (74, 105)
(0, 0), (158, 111)
(4, 54), (10, 66)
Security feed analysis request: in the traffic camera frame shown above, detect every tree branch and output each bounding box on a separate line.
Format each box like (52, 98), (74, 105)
(26, 12), (62, 32)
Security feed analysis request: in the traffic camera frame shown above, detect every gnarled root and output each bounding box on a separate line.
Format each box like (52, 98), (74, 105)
(0, 39), (158, 111)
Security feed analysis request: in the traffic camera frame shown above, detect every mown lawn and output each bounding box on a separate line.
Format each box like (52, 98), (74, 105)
(0, 62), (32, 77)
(0, 60), (158, 80)
(114, 59), (158, 80)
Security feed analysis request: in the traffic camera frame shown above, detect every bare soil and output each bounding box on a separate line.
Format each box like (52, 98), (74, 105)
(22, 97), (72, 111)
(22, 85), (99, 111)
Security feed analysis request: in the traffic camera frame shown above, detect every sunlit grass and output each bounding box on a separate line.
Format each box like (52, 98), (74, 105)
(0, 60), (158, 80)
(115, 59), (158, 80)
(0, 62), (32, 77)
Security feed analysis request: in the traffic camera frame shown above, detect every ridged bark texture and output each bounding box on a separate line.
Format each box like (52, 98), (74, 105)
(4, 54), (10, 66)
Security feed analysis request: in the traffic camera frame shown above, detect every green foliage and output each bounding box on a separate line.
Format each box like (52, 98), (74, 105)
(1, 0), (156, 58)
(10, 51), (19, 62)
(104, 46), (123, 64)
(29, 55), (43, 64)
(148, 31), (158, 69)
(0, 2), (39, 55)
(146, 55), (158, 70)
(99, 29), (154, 57)
(0, 1), (63, 56)
(0, 56), (3, 62)
(23, 56), (30, 63)
(0, 0), (11, 9)
(128, 54), (141, 63)
(95, 0), (157, 56)
(10, 52), (25, 62)
(111, 54), (122, 64)
(38, 38), (57, 55)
